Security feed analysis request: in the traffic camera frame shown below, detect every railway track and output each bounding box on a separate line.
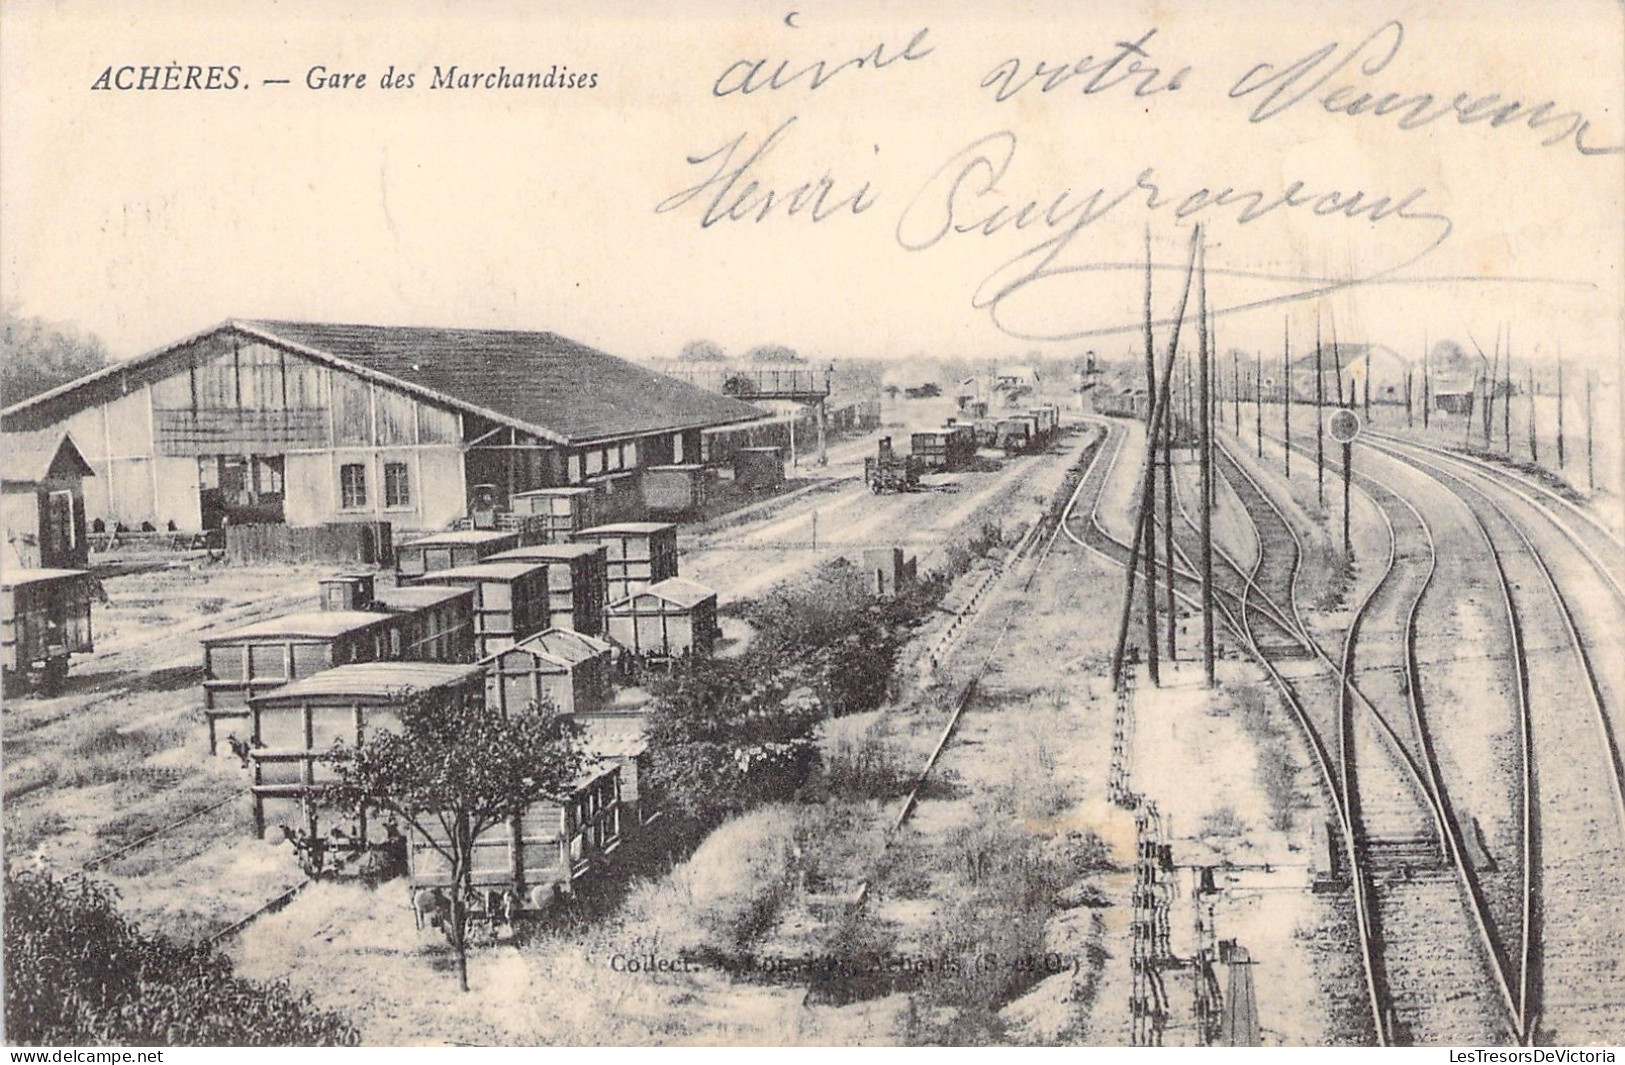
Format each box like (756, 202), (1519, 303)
(1074, 415), (1522, 1044)
(1361, 441), (1625, 1045)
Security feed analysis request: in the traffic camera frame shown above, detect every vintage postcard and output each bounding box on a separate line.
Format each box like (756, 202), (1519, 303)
(2, 0), (1621, 1050)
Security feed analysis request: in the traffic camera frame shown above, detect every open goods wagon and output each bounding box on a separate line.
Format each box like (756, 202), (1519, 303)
(864, 436), (920, 493)
(406, 762), (625, 914)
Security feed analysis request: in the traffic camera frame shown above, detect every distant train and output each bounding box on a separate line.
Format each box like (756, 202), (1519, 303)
(864, 406), (1063, 492)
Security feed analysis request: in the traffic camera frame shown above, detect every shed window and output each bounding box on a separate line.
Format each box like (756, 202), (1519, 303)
(384, 461), (411, 508)
(340, 463), (367, 509)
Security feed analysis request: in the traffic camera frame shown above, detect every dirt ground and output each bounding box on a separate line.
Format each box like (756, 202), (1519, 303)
(6, 399), (1365, 1045)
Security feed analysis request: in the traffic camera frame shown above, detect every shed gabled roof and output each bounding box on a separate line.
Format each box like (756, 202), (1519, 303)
(2, 319), (766, 446)
(241, 320), (763, 444)
(1, 430), (95, 485)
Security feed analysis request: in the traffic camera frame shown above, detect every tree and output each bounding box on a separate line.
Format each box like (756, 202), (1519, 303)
(679, 339), (728, 362)
(744, 344), (806, 365)
(4, 869), (356, 1045)
(1, 307), (110, 406)
(319, 692), (584, 992)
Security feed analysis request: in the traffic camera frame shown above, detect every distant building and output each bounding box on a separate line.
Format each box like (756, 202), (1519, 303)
(1, 320), (764, 534)
(1288, 343), (1410, 404)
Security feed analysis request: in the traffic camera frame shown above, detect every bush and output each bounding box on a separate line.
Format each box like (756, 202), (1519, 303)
(3, 869), (356, 1046)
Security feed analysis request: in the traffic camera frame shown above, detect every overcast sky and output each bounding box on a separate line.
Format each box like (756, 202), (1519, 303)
(2, 0), (1621, 370)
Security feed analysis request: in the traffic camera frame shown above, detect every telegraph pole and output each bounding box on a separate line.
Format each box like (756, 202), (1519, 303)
(1405, 367), (1413, 429)
(1198, 238), (1216, 688)
(1142, 228), (1160, 687)
(1363, 350), (1371, 422)
(1557, 351), (1566, 470)
(1587, 368), (1595, 491)
(1503, 327), (1512, 453)
(1315, 314), (1325, 507)
(1422, 333), (1431, 430)
(1255, 350), (1263, 458)
(1528, 365), (1538, 463)
(1232, 348), (1240, 434)
(1111, 227), (1201, 692)
(1487, 335), (1499, 451)
(1283, 322), (1292, 477)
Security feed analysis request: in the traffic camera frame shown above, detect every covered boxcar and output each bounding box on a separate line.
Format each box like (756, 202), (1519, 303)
(510, 487), (599, 543)
(201, 608), (409, 753)
(585, 470), (645, 525)
(641, 464), (714, 516)
(247, 661), (485, 841)
(606, 576), (718, 662)
(733, 447), (785, 491)
(486, 543), (608, 636)
(373, 583), (478, 664)
(2, 568), (94, 692)
(412, 562), (553, 658)
(407, 761), (624, 913)
(396, 530), (522, 583)
(482, 627), (615, 717)
(571, 523), (679, 601)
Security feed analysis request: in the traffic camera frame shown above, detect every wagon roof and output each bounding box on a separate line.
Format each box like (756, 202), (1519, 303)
(611, 576), (716, 610)
(249, 662), (483, 703)
(1, 567), (89, 589)
(414, 561), (546, 581)
(513, 486), (596, 498)
(575, 522), (676, 536)
(399, 530), (518, 547)
(372, 584), (474, 611)
(485, 626), (613, 668)
(487, 543), (604, 563)
(1, 430), (94, 484)
(203, 609), (398, 642)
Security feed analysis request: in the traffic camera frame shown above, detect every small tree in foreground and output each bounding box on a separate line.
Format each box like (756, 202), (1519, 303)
(4, 869), (356, 1045)
(320, 693), (583, 992)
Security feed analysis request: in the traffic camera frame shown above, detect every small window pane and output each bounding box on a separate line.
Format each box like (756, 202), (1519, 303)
(340, 464), (367, 509)
(384, 462), (411, 508)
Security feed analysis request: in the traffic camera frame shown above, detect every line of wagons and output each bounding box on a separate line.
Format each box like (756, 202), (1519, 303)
(197, 512), (722, 922)
(864, 405), (1062, 493)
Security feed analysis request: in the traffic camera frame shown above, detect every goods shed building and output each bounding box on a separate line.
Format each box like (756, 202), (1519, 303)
(0, 320), (764, 535)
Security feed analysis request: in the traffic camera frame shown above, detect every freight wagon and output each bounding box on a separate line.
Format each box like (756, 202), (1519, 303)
(406, 761), (625, 913)
(201, 575), (478, 752)
(487, 543), (609, 636)
(396, 530), (522, 583)
(864, 436), (920, 493)
(606, 576), (719, 663)
(909, 424), (977, 471)
(510, 487), (599, 544)
(482, 626), (615, 717)
(2, 568), (94, 692)
(640, 464), (714, 516)
(570, 523), (679, 601)
(412, 562), (555, 658)
(247, 661), (486, 841)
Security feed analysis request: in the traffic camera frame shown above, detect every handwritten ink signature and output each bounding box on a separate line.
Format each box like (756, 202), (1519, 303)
(893, 130), (1456, 341)
(1231, 21), (1622, 158)
(653, 116), (878, 226)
